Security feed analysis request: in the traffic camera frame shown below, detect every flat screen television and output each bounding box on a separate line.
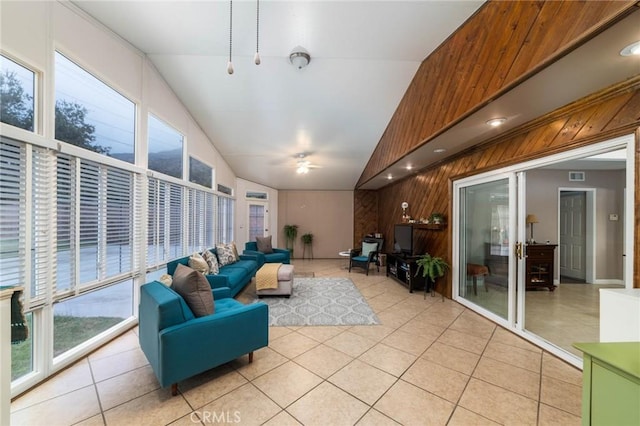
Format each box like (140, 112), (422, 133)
(394, 224), (414, 256)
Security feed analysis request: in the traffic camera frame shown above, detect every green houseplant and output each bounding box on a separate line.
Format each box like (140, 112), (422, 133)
(428, 212), (445, 224)
(301, 233), (314, 259)
(283, 224), (298, 256)
(415, 253), (450, 291)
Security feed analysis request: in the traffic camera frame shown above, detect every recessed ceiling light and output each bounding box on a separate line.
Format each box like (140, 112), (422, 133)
(406, 165), (413, 170)
(387, 174), (393, 180)
(486, 117), (507, 127)
(434, 148), (446, 153)
(620, 40), (640, 57)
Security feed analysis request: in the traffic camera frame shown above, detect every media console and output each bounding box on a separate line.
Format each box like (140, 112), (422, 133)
(385, 252), (427, 293)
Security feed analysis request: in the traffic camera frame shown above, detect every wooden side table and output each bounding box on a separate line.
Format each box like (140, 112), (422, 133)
(525, 244), (557, 291)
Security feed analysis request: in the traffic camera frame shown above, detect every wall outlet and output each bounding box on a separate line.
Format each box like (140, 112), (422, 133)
(609, 214), (619, 221)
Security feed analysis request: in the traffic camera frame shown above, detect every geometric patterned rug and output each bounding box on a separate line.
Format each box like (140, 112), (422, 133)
(254, 277), (380, 327)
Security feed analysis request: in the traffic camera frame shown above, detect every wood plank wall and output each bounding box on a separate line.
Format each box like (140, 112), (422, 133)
(357, 0), (637, 187)
(353, 190), (379, 247)
(356, 78), (640, 297)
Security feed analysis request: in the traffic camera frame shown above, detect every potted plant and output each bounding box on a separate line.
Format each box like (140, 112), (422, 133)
(283, 224), (298, 256)
(428, 212), (445, 225)
(415, 253), (450, 293)
(301, 233), (314, 259)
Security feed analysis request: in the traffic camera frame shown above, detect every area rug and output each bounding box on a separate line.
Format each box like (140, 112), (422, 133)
(255, 277), (380, 326)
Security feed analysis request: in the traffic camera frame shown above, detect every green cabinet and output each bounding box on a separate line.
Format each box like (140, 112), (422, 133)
(573, 342), (640, 426)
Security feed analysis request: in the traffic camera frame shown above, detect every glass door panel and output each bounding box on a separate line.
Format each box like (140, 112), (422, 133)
(248, 203), (266, 242)
(459, 179), (510, 319)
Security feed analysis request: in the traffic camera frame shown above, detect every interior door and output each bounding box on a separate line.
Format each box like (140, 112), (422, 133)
(247, 202), (268, 242)
(559, 191), (587, 280)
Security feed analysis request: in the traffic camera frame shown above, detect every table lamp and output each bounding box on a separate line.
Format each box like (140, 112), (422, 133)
(526, 214), (538, 243)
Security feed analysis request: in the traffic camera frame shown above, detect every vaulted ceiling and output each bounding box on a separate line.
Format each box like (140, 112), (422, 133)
(72, 1), (640, 190)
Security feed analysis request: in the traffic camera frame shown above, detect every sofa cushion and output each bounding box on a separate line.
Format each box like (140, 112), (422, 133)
(264, 252), (289, 263)
(171, 264), (214, 317)
(202, 250), (219, 275)
(216, 243), (237, 266)
(256, 235), (273, 254)
(216, 266), (248, 287)
(188, 252), (209, 274)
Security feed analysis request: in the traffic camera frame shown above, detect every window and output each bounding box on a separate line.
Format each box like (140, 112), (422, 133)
(148, 114), (183, 178)
(246, 191), (267, 200)
(217, 184), (232, 195)
(54, 52), (135, 161)
(147, 178), (217, 267)
(56, 156), (137, 289)
(1, 55), (35, 131)
(189, 156), (212, 188)
(217, 196), (234, 243)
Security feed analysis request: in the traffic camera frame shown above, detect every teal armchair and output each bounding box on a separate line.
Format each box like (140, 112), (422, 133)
(139, 281), (269, 395)
(243, 241), (290, 266)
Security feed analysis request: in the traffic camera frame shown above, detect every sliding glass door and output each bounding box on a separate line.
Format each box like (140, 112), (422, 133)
(456, 176), (520, 323)
(454, 135), (634, 366)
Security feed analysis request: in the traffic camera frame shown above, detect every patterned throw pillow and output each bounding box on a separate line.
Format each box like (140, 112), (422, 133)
(158, 274), (173, 286)
(188, 252), (209, 274)
(216, 243), (237, 266)
(202, 250), (219, 275)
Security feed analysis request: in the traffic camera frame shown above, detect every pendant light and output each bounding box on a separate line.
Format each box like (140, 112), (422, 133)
(227, 0), (234, 74)
(254, 0), (261, 65)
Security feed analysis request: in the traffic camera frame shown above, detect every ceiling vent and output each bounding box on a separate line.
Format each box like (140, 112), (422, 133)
(569, 171), (585, 181)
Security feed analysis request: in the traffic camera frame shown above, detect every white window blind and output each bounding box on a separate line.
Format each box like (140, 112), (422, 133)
(56, 155), (75, 293)
(31, 147), (55, 307)
(0, 139), (27, 289)
(217, 196), (234, 244)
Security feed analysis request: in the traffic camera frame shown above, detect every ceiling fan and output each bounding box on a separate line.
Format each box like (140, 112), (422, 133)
(295, 153), (320, 174)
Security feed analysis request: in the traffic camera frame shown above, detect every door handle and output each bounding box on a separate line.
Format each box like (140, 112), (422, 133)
(515, 242), (523, 260)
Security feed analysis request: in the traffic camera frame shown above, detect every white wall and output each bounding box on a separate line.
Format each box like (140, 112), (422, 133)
(526, 169), (625, 281)
(1, 0), (237, 191)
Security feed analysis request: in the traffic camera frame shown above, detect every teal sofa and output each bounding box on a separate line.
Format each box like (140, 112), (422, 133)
(139, 281), (269, 395)
(167, 248), (258, 297)
(243, 241), (290, 266)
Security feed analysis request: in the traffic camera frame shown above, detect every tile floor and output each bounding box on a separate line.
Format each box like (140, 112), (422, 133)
(10, 259), (583, 425)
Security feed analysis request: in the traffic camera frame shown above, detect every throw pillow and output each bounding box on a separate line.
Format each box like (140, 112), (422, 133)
(216, 243), (237, 266)
(256, 235), (274, 254)
(188, 252), (209, 274)
(231, 242), (239, 261)
(158, 274), (173, 286)
(202, 250), (219, 275)
(171, 264), (214, 317)
(361, 241), (378, 258)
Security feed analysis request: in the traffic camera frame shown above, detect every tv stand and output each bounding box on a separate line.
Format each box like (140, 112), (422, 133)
(386, 253), (427, 293)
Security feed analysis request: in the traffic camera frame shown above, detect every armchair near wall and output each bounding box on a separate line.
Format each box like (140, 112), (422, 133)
(243, 235), (290, 266)
(349, 237), (384, 275)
